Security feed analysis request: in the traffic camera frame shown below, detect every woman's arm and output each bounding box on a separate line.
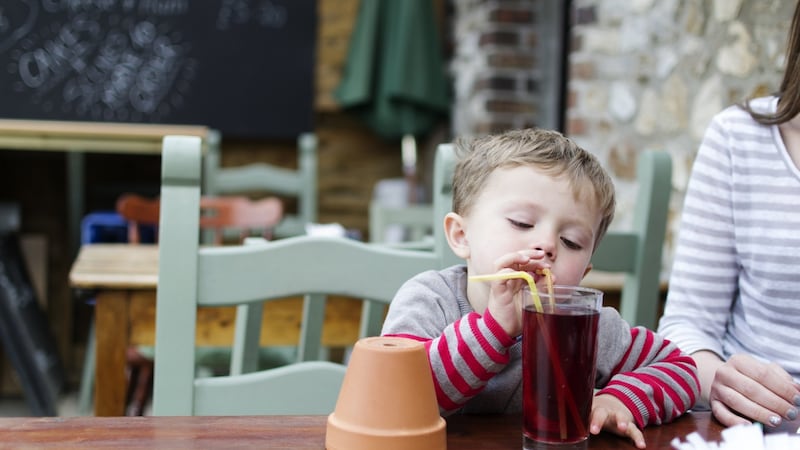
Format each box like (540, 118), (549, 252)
(657, 114), (738, 357)
(691, 350), (725, 407)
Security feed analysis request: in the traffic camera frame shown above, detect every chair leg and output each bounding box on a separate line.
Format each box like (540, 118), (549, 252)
(77, 319), (95, 415)
(125, 347), (154, 416)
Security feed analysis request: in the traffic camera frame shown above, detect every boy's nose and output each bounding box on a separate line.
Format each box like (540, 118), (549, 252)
(534, 246), (555, 260)
(533, 239), (556, 260)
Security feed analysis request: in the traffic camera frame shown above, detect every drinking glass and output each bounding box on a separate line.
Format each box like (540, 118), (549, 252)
(521, 285), (602, 450)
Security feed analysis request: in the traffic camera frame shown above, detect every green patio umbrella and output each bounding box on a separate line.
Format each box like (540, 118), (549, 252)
(335, 0), (451, 140)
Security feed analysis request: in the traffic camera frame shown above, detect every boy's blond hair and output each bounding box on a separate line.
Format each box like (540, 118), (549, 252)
(452, 128), (616, 249)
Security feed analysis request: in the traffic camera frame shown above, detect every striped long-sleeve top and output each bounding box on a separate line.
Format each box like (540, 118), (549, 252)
(658, 96), (800, 381)
(381, 265), (699, 428)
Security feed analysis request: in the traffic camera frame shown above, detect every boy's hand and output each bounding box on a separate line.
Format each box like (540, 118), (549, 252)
(485, 250), (549, 337)
(590, 394), (645, 448)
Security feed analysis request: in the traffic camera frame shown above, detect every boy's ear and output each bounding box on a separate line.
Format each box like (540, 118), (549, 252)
(444, 212), (471, 259)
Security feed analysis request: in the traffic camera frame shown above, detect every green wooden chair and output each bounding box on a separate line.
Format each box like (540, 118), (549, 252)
(590, 150), (672, 329)
(152, 136), (449, 416)
(369, 201), (434, 244)
(369, 143), (461, 267)
(203, 131), (317, 238)
(430, 144), (462, 268)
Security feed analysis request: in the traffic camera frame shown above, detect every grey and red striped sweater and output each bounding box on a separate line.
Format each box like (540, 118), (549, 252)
(381, 265), (699, 428)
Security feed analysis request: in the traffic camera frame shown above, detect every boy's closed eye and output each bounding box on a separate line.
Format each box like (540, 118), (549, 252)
(507, 218), (532, 229)
(561, 238), (582, 250)
(507, 218), (585, 251)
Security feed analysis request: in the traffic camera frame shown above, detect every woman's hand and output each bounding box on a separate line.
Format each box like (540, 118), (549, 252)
(700, 352), (800, 427)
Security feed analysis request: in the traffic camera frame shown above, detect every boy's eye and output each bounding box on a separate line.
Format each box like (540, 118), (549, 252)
(561, 237), (582, 250)
(508, 219), (532, 229)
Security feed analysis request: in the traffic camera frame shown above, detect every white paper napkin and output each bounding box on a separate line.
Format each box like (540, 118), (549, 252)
(671, 423), (800, 450)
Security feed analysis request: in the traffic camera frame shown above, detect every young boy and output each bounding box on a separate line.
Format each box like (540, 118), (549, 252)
(381, 128), (699, 449)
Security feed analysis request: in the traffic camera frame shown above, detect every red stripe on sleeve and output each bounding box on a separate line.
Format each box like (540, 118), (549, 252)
(601, 380), (657, 427)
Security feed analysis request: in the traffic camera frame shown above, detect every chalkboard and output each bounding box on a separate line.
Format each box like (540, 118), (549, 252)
(0, 1), (316, 138)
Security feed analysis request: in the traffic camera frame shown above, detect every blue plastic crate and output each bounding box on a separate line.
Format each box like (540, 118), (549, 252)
(80, 211), (156, 244)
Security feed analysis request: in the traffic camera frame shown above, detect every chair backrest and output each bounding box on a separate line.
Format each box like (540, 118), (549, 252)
(203, 131), (317, 238)
(116, 193), (283, 245)
(368, 144), (461, 266)
(369, 198), (434, 244)
(432, 143), (461, 268)
(590, 150), (672, 329)
(153, 136), (443, 416)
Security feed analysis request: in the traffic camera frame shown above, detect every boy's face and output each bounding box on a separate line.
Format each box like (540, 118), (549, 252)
(451, 165), (601, 288)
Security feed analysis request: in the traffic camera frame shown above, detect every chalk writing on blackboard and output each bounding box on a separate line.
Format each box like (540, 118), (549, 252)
(217, 0), (288, 30)
(0, 0), (315, 138)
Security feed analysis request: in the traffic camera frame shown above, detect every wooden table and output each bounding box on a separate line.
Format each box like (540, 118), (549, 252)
(0, 411), (731, 448)
(68, 244), (367, 417)
(0, 119), (212, 154)
(0, 119), (216, 256)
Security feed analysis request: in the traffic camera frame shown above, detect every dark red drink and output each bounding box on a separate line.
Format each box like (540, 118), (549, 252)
(522, 303), (600, 447)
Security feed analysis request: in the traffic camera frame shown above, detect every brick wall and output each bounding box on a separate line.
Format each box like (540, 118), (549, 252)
(451, 0), (567, 136)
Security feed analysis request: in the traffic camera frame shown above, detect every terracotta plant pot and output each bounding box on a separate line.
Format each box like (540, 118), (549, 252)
(326, 336), (446, 450)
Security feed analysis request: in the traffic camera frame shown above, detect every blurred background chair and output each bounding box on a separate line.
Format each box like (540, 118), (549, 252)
(369, 200), (433, 244)
(116, 193), (283, 245)
(203, 132), (317, 238)
(370, 143), (460, 266)
(152, 135), (448, 415)
(79, 192), (283, 415)
(590, 150), (672, 330)
(368, 135), (433, 245)
(116, 192), (284, 415)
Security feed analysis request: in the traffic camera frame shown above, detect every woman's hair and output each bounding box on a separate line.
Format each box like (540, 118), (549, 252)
(452, 128), (617, 247)
(743, 0), (800, 124)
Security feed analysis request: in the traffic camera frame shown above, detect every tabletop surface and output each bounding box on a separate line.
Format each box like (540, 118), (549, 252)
(69, 244), (159, 289)
(0, 119), (211, 154)
(0, 119), (209, 139)
(0, 412), (728, 449)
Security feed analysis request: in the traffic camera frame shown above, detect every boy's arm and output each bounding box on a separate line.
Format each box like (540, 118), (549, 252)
(389, 309), (516, 414)
(596, 312), (700, 428)
(380, 270), (516, 414)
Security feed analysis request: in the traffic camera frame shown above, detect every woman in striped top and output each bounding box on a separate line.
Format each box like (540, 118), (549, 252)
(382, 128), (699, 449)
(658, 0), (800, 430)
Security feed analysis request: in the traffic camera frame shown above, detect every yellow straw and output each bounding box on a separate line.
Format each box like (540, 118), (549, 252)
(541, 268), (555, 313)
(541, 268), (554, 299)
(468, 270), (543, 312)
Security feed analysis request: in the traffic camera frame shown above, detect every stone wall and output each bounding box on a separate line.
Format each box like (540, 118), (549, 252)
(567, 0), (791, 268)
(452, 0), (792, 274)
